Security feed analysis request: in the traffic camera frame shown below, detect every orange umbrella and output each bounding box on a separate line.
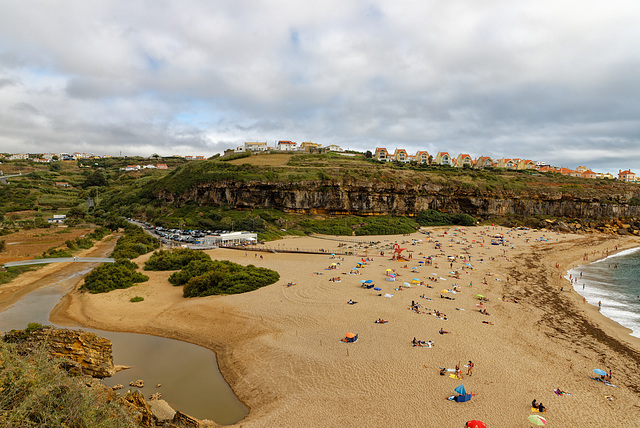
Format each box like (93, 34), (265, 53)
(345, 332), (356, 338)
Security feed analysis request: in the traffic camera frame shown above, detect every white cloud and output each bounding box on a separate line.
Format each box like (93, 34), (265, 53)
(0, 0), (638, 172)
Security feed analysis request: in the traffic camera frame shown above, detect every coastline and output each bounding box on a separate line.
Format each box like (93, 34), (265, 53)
(567, 245), (640, 340)
(49, 227), (640, 427)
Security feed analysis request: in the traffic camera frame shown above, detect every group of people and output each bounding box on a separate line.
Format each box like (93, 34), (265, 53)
(531, 399), (546, 413)
(412, 337), (434, 348)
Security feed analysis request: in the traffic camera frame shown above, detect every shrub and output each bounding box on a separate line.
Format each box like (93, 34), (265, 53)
(0, 240), (4, 252)
(81, 261), (149, 294)
(169, 259), (215, 286)
(130, 296), (144, 303)
(415, 210), (477, 227)
(354, 217), (417, 236)
(144, 248), (211, 271)
(110, 224), (159, 261)
(0, 340), (133, 427)
(182, 261), (280, 297)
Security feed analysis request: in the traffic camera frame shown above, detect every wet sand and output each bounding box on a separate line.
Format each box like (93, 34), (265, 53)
(50, 227), (640, 427)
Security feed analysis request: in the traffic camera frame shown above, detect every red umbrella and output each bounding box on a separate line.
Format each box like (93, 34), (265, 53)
(466, 421), (486, 428)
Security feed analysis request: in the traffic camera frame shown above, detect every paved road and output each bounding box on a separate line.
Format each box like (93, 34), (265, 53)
(2, 257), (116, 268)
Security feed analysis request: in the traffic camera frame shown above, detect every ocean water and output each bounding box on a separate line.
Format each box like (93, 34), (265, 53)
(568, 247), (640, 339)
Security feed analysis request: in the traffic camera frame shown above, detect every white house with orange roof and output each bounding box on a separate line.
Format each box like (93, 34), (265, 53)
(374, 148), (391, 161)
(276, 140), (297, 151)
(393, 149), (409, 163)
(415, 150), (430, 164)
(475, 156), (494, 168)
(618, 169), (636, 182)
(433, 152), (452, 166)
(455, 153), (473, 168)
(580, 169), (597, 179)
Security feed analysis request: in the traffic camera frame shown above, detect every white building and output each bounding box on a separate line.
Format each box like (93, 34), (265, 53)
(203, 232), (258, 246)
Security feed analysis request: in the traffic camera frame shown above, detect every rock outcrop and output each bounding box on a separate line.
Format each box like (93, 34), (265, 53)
(155, 179), (640, 220)
(3, 326), (115, 378)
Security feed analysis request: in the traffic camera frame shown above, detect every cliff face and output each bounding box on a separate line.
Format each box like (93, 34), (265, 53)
(156, 180), (640, 219)
(3, 327), (115, 378)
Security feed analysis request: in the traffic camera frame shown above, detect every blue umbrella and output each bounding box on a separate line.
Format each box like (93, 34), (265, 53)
(593, 369), (607, 376)
(454, 384), (466, 395)
(374, 287), (381, 291)
(360, 280), (366, 283)
(364, 280), (373, 284)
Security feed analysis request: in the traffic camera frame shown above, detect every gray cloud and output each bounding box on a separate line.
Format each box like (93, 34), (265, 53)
(0, 1), (638, 172)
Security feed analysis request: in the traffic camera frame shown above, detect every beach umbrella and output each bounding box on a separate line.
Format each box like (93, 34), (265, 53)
(476, 294), (484, 298)
(404, 282), (411, 287)
(386, 269), (393, 272)
(364, 280), (373, 284)
(374, 287), (381, 291)
(476, 304), (486, 309)
(465, 421), (486, 428)
(454, 384), (466, 395)
(441, 289), (449, 293)
(360, 280), (366, 283)
(344, 332), (356, 339)
(593, 369), (607, 376)
(528, 414), (547, 426)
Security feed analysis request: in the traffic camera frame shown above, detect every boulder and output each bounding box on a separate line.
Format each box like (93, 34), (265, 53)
(172, 411), (202, 428)
(148, 399), (176, 423)
(130, 379), (145, 388)
(121, 390), (156, 428)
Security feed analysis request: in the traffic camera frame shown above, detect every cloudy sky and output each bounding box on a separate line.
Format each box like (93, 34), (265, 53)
(1, 1), (639, 173)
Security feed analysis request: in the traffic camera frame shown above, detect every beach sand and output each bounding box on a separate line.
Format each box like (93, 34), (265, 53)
(49, 226), (640, 427)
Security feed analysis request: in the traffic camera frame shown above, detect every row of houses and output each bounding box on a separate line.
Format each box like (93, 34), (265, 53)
(374, 148), (540, 170)
(234, 141), (345, 153)
(1, 152), (101, 162)
(373, 148), (637, 182)
(120, 164), (169, 171)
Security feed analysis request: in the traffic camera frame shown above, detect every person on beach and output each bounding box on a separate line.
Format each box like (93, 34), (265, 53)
(467, 361), (473, 376)
(532, 399), (538, 409)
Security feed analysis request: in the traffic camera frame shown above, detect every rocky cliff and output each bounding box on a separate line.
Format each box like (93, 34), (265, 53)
(156, 179), (640, 220)
(3, 326), (115, 378)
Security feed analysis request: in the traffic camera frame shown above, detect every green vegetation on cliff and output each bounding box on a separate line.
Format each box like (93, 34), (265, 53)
(0, 339), (133, 427)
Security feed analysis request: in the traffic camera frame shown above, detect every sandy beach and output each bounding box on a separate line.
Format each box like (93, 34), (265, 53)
(48, 226), (640, 427)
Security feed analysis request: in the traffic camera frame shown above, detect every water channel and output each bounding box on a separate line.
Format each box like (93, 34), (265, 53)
(0, 263), (248, 425)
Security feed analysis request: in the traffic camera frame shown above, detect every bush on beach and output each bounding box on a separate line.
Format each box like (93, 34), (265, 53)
(81, 261), (149, 294)
(144, 248), (211, 271)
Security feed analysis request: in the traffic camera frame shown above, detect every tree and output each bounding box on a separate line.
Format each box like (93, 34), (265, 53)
(0, 240), (5, 252)
(365, 150), (373, 159)
(83, 170), (107, 188)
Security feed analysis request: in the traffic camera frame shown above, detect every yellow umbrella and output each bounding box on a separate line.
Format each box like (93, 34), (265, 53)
(441, 289), (449, 293)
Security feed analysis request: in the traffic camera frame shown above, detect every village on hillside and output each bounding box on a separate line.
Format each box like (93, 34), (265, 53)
(1, 141), (637, 183)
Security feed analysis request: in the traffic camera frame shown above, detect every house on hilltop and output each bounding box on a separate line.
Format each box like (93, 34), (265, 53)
(300, 142), (322, 152)
(243, 142), (268, 152)
(433, 152), (452, 166)
(394, 149), (409, 163)
(475, 156), (494, 168)
(618, 169), (636, 182)
(276, 140), (297, 151)
(456, 154), (473, 168)
(517, 159), (536, 170)
(374, 148), (391, 161)
(415, 151), (430, 164)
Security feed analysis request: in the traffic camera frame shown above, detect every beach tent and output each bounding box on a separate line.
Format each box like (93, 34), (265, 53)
(454, 384), (473, 402)
(342, 333), (358, 343)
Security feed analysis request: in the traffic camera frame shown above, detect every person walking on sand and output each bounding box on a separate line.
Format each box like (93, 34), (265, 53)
(467, 361), (473, 376)
(598, 300), (602, 309)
